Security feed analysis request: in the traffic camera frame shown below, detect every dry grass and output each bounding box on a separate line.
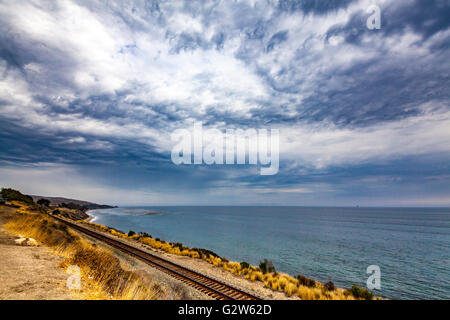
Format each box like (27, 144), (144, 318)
(4, 207), (158, 300)
(80, 219), (370, 300)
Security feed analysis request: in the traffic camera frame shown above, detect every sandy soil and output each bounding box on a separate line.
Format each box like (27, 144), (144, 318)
(0, 206), (75, 300)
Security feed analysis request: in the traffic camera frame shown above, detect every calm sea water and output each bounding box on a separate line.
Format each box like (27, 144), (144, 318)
(88, 206), (450, 300)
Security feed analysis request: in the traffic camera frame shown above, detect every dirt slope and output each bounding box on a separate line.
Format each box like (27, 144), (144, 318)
(0, 206), (75, 300)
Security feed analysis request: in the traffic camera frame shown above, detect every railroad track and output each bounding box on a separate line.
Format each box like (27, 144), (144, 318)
(52, 215), (261, 300)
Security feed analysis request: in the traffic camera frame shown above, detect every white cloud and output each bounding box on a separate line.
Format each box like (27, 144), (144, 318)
(279, 108), (450, 169)
(67, 137), (86, 143)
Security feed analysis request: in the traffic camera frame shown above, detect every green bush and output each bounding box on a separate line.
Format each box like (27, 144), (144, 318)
(60, 202), (87, 211)
(347, 285), (374, 300)
(259, 259), (276, 274)
(296, 274), (316, 288)
(324, 281), (335, 291)
(173, 242), (185, 250)
(138, 232), (151, 238)
(37, 198), (51, 207)
(1, 188), (34, 204)
(192, 248), (221, 259)
(128, 230), (136, 237)
(240, 261), (250, 269)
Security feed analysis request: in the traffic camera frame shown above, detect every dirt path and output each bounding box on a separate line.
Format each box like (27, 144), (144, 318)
(0, 206), (75, 300)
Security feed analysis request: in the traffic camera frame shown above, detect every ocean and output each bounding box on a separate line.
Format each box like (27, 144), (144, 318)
(88, 206), (450, 300)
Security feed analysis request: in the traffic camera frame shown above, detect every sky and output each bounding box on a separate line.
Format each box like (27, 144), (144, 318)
(0, 0), (449, 206)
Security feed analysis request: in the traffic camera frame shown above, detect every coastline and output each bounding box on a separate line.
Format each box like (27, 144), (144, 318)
(84, 210), (95, 222)
(77, 210), (371, 300)
(84, 208), (164, 223)
(77, 214), (300, 300)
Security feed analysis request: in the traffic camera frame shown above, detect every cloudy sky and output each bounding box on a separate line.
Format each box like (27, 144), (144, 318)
(0, 0), (449, 206)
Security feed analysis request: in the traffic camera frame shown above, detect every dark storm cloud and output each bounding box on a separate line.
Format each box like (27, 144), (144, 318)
(278, 0), (358, 15)
(326, 0), (450, 44)
(294, 55), (449, 127)
(266, 30), (288, 52)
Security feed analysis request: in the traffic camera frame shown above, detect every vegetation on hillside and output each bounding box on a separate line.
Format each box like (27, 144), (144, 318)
(60, 202), (88, 212)
(1, 188), (34, 204)
(37, 198), (51, 207)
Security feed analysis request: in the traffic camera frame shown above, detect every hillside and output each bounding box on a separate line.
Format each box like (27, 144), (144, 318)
(30, 195), (117, 210)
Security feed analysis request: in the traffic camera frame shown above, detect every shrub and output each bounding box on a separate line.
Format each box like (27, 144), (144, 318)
(60, 202), (87, 211)
(128, 230), (136, 237)
(296, 274), (316, 288)
(37, 198), (51, 207)
(192, 248), (220, 259)
(52, 209), (61, 215)
(324, 281), (336, 291)
(284, 282), (297, 296)
(1, 188), (34, 204)
(240, 261), (250, 269)
(173, 242), (185, 250)
(259, 259), (276, 274)
(138, 232), (151, 238)
(347, 285), (374, 300)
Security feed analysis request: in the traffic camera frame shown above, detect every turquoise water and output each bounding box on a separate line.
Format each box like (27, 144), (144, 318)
(88, 206), (450, 300)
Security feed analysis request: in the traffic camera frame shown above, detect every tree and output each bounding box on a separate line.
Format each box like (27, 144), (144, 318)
(37, 198), (51, 207)
(0, 188), (34, 204)
(60, 202), (87, 211)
